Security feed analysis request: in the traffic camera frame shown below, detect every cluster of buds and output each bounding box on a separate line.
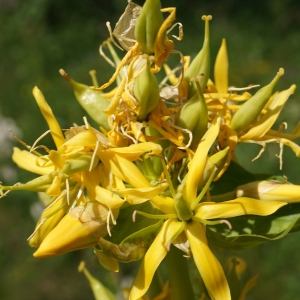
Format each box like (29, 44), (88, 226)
(1, 0), (299, 299)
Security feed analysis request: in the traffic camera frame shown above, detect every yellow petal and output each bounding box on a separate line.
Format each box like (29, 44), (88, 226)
(129, 219), (182, 300)
(214, 38), (228, 93)
(185, 222), (231, 300)
(116, 183), (168, 205)
(98, 152), (151, 188)
(194, 197), (287, 219)
(184, 115), (221, 202)
(106, 142), (162, 160)
(240, 84), (296, 140)
(12, 147), (55, 175)
(32, 86), (65, 148)
(33, 213), (98, 258)
(94, 186), (125, 208)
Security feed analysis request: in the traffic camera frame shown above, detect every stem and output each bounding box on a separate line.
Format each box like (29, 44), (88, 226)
(164, 246), (194, 300)
(208, 190), (236, 202)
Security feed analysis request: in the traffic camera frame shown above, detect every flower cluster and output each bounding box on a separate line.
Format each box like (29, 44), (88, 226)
(1, 0), (299, 299)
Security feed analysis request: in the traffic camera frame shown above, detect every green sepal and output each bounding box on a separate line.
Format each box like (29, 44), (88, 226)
(98, 220), (163, 262)
(60, 69), (110, 131)
(206, 202), (300, 250)
(134, 0), (164, 54)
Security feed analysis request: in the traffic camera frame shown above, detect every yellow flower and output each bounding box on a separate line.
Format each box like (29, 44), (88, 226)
(122, 117), (287, 300)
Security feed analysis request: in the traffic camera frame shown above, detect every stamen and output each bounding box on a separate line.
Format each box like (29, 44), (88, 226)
(66, 178), (70, 205)
(160, 157), (176, 198)
(123, 66), (138, 106)
(27, 218), (47, 241)
(252, 142), (266, 162)
(44, 191), (66, 211)
(275, 141), (284, 170)
(166, 22), (183, 41)
(83, 116), (89, 130)
(165, 120), (193, 149)
(228, 84), (260, 92)
(106, 210), (112, 237)
(220, 219), (232, 230)
(99, 44), (116, 68)
(106, 21), (124, 51)
(90, 141), (99, 171)
(30, 129), (52, 153)
(191, 165), (218, 210)
(132, 210), (138, 222)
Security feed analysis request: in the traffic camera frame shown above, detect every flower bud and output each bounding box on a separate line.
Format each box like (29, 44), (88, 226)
(214, 38), (228, 93)
(197, 147), (229, 189)
(28, 195), (69, 248)
(176, 76), (208, 146)
(184, 16), (212, 97)
(33, 202), (115, 257)
(134, 0), (164, 54)
(236, 180), (300, 203)
(231, 68), (284, 133)
(59, 69), (110, 131)
(61, 152), (99, 176)
(133, 55), (160, 121)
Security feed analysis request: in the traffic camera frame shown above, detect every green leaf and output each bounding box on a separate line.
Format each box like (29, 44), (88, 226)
(207, 203), (300, 250)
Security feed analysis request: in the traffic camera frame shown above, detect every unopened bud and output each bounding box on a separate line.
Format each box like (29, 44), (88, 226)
(236, 180), (300, 203)
(176, 76), (208, 146)
(133, 55), (160, 121)
(59, 69), (110, 131)
(134, 0), (164, 54)
(198, 147), (229, 189)
(231, 68), (284, 133)
(185, 16), (212, 97)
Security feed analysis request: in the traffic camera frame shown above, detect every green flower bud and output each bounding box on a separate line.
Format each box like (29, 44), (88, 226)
(174, 191), (193, 221)
(185, 15), (212, 97)
(60, 152), (99, 176)
(133, 55), (160, 121)
(197, 147), (229, 189)
(134, 0), (164, 54)
(231, 68), (285, 133)
(59, 69), (110, 131)
(176, 76), (208, 147)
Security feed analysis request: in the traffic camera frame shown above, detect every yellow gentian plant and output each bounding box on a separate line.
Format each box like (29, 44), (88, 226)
(1, 0), (300, 299)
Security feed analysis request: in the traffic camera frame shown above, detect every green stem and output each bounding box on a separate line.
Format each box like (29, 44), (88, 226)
(164, 246), (194, 300)
(208, 190), (236, 202)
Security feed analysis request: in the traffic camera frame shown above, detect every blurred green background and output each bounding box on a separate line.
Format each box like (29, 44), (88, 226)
(0, 0), (299, 299)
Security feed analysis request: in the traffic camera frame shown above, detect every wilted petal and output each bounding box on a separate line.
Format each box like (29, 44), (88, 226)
(129, 219), (182, 300)
(194, 197), (287, 220)
(185, 222), (231, 300)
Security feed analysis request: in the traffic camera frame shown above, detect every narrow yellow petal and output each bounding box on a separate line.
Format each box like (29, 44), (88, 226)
(185, 222), (231, 300)
(214, 38), (228, 93)
(194, 197), (287, 219)
(98, 151), (151, 188)
(116, 183), (168, 205)
(32, 86), (65, 148)
(12, 147), (54, 175)
(106, 142), (162, 160)
(184, 116), (221, 202)
(130, 219), (182, 300)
